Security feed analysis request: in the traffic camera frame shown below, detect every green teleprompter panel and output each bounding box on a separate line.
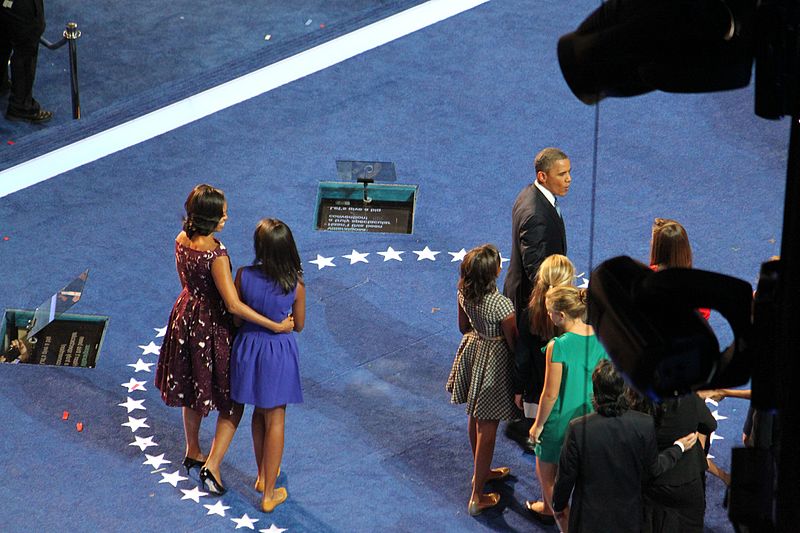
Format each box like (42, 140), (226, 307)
(315, 181), (418, 234)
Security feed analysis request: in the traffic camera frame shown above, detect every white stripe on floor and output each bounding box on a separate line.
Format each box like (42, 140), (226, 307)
(0, 0), (489, 198)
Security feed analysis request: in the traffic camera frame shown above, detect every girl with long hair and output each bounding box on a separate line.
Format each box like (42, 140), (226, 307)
(446, 244), (519, 516)
(155, 185), (293, 497)
(230, 218), (305, 512)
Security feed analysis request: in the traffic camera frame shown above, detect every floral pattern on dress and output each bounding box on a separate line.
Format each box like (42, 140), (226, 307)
(155, 240), (234, 416)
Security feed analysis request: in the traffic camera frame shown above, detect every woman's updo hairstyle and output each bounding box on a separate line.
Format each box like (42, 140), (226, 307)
(459, 244), (501, 304)
(545, 286), (588, 322)
(183, 184), (226, 238)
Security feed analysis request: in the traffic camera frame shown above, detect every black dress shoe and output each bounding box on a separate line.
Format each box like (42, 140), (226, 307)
(199, 466), (226, 495)
(6, 108), (53, 123)
(522, 437), (537, 454)
(182, 456), (204, 473)
(504, 418), (533, 442)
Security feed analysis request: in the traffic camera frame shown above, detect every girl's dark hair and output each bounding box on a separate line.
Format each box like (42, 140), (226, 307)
(650, 217), (692, 269)
(591, 359), (629, 417)
(253, 218), (303, 294)
(183, 184), (226, 238)
(458, 244), (500, 304)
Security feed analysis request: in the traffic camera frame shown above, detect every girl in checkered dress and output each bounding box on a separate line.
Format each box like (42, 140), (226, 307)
(446, 244), (519, 516)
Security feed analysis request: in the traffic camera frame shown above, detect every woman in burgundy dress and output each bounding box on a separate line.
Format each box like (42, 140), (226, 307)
(155, 184), (293, 496)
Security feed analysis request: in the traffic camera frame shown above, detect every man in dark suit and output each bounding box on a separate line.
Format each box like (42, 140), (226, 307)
(0, 0), (52, 123)
(551, 360), (698, 532)
(503, 147), (571, 449)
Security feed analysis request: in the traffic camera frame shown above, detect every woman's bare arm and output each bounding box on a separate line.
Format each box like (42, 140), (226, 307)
(530, 342), (563, 442)
(292, 280), (306, 332)
(211, 256), (293, 332)
(458, 299), (471, 334)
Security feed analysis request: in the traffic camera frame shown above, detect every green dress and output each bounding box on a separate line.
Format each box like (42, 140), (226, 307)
(534, 331), (608, 463)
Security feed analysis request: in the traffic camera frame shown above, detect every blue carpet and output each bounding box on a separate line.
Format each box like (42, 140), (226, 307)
(0, 0), (429, 170)
(0, 0), (787, 531)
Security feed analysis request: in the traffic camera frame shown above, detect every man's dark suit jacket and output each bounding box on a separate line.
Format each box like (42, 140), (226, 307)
(503, 183), (566, 398)
(552, 410), (684, 533)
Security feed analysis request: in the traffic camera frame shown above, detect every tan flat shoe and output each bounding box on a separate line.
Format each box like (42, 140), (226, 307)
(261, 487), (288, 513)
(471, 466), (511, 486)
(487, 466), (510, 481)
(467, 492), (500, 516)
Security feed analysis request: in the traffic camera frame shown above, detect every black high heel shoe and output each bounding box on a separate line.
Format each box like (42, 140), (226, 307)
(199, 467), (226, 496)
(182, 456), (204, 474)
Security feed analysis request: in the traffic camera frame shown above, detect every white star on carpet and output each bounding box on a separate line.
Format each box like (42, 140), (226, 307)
(260, 525), (288, 533)
(181, 486), (209, 503)
(143, 453), (171, 470)
(342, 249), (369, 264)
(710, 432), (724, 444)
(138, 341), (161, 356)
(309, 254), (335, 270)
(121, 377), (147, 393)
(122, 416), (149, 433)
(154, 326), (167, 337)
(127, 358), (154, 373)
(712, 410), (728, 421)
(448, 249), (467, 262)
(130, 435), (158, 451)
(204, 500), (231, 517)
(413, 246), (439, 261)
(231, 513), (259, 529)
(377, 246), (404, 261)
(118, 396), (146, 413)
(159, 469), (188, 487)
(705, 398), (719, 407)
(500, 253), (510, 266)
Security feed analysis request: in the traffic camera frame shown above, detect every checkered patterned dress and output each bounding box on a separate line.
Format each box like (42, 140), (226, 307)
(446, 288), (519, 420)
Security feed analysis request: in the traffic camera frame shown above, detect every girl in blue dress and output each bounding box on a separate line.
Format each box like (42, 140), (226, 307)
(156, 184), (293, 497)
(230, 218), (305, 513)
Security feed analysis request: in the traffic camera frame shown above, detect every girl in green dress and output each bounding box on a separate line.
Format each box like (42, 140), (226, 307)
(526, 286), (608, 528)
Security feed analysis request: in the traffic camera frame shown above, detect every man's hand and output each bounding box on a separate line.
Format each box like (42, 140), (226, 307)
(676, 431), (698, 452)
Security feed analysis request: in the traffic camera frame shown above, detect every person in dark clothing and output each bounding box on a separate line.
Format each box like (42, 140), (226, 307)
(0, 0), (52, 122)
(511, 254), (576, 456)
(552, 360), (698, 532)
(628, 391), (717, 532)
(503, 148), (571, 449)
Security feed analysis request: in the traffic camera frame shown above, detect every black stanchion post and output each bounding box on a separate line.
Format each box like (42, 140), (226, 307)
(64, 22), (81, 119)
